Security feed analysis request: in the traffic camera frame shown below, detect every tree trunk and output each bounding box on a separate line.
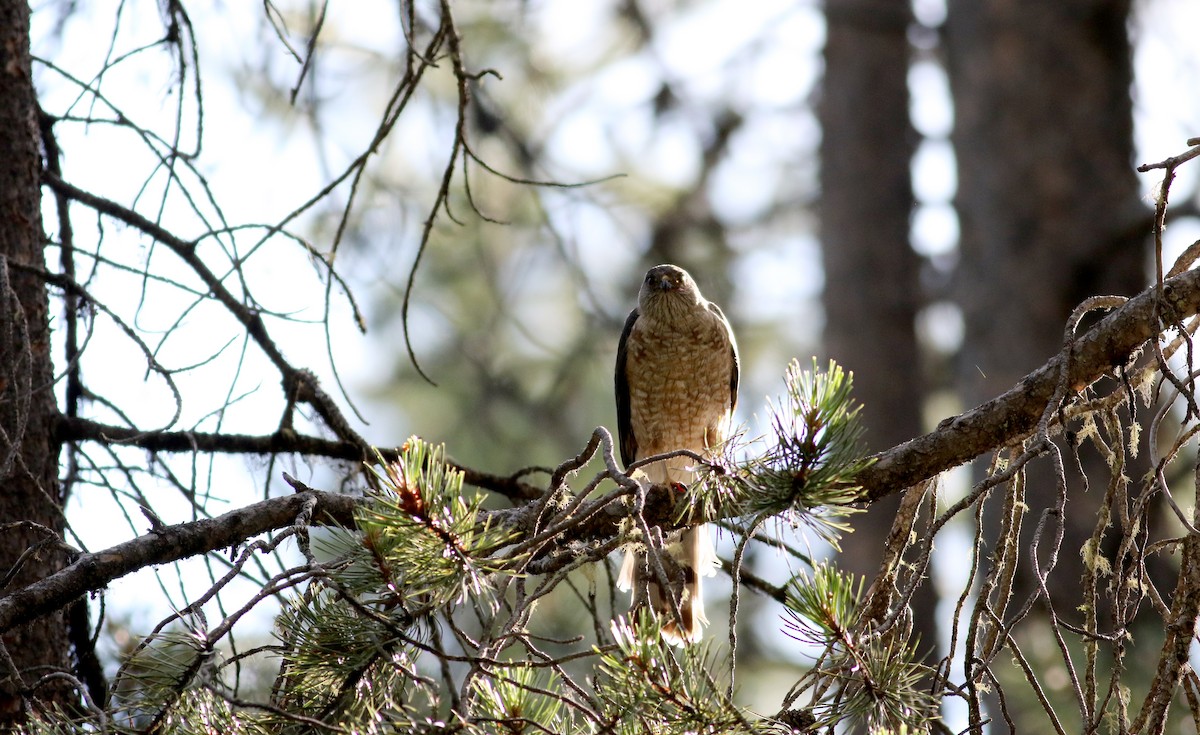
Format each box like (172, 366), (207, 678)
(947, 0), (1143, 585)
(946, 0), (1144, 726)
(819, 0), (937, 656)
(949, 0), (1142, 403)
(0, 0), (70, 723)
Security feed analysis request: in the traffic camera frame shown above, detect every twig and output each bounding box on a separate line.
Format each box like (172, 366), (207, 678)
(41, 172), (369, 448)
(0, 491), (359, 635)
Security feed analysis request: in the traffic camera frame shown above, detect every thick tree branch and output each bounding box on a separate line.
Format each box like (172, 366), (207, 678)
(856, 267), (1200, 501)
(0, 491), (361, 635)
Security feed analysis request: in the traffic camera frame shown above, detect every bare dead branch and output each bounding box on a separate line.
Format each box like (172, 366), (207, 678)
(54, 415), (545, 501)
(40, 172), (367, 448)
(55, 414), (362, 459)
(1132, 485), (1200, 732)
(0, 490), (360, 636)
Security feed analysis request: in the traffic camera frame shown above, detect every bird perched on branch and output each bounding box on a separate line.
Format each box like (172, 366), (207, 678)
(615, 263), (739, 644)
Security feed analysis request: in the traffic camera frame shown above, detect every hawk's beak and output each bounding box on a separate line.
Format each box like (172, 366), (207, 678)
(656, 275), (676, 291)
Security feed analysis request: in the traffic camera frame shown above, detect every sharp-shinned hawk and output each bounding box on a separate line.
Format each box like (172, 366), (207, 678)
(614, 263), (739, 644)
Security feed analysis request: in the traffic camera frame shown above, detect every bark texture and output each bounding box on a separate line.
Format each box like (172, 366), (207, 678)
(0, 0), (70, 722)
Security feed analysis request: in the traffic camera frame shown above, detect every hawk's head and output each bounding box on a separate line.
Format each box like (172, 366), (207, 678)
(638, 264), (705, 320)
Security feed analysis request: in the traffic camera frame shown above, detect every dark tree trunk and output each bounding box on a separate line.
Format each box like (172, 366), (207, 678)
(0, 0), (70, 723)
(949, 0), (1142, 402)
(820, 1), (921, 452)
(946, 0), (1145, 726)
(947, 0), (1143, 584)
(818, 0), (938, 653)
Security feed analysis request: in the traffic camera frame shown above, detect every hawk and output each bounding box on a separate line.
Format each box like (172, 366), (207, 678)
(614, 264), (739, 644)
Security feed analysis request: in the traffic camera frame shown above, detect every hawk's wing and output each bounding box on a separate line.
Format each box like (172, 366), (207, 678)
(708, 302), (740, 416)
(614, 308), (640, 468)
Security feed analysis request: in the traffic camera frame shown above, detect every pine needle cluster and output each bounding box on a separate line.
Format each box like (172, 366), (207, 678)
(729, 359), (871, 545)
(268, 439), (517, 726)
(780, 565), (936, 733)
(595, 614), (765, 734)
(470, 663), (577, 733)
(338, 441), (517, 609)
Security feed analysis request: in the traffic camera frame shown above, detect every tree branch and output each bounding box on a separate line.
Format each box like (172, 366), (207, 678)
(56, 414), (365, 460)
(40, 172), (367, 448)
(1133, 533), (1200, 732)
(55, 415), (544, 502)
(856, 267), (1200, 501)
(0, 491), (361, 635)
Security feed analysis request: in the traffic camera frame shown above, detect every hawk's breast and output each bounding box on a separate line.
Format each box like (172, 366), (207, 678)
(623, 312), (734, 459)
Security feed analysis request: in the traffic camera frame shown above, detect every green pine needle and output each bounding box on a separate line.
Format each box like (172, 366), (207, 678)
(736, 358), (872, 543)
(782, 565), (937, 732)
(322, 439), (519, 610)
(782, 562), (862, 648)
(595, 613), (765, 734)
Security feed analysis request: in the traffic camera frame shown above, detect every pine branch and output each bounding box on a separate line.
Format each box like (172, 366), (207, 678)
(856, 266), (1200, 500)
(0, 490), (360, 635)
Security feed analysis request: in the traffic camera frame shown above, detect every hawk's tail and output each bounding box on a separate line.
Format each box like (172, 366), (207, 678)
(617, 525), (717, 645)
